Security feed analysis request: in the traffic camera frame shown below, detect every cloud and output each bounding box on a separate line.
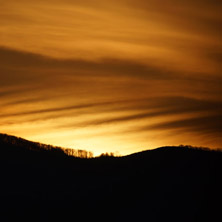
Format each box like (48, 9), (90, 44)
(0, 0), (221, 153)
(64, 96), (222, 128)
(142, 115), (222, 136)
(0, 100), (126, 118)
(0, 0), (221, 75)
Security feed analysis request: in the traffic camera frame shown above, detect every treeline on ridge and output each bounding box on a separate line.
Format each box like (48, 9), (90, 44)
(0, 133), (93, 158)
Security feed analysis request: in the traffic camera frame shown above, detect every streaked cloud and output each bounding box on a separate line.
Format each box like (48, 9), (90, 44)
(0, 0), (221, 154)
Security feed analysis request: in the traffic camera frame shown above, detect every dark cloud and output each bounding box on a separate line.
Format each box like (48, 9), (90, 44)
(206, 49), (222, 66)
(0, 97), (47, 107)
(1, 47), (220, 93)
(0, 47), (174, 80)
(0, 97), (147, 119)
(0, 101), (112, 118)
(57, 97), (222, 130)
(142, 115), (222, 136)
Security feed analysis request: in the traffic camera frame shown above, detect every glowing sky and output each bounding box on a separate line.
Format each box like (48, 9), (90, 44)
(0, 0), (221, 155)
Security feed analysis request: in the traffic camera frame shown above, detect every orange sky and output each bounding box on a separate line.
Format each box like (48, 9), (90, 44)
(0, 0), (221, 155)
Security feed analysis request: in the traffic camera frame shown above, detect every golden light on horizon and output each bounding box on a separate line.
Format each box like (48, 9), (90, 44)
(0, 0), (221, 155)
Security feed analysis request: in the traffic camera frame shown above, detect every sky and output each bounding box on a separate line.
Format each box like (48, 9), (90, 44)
(0, 0), (221, 155)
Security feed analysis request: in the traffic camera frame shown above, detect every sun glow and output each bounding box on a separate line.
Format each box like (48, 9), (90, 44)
(0, 0), (221, 154)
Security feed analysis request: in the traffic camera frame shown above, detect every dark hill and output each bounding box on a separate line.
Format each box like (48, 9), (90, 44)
(0, 133), (221, 222)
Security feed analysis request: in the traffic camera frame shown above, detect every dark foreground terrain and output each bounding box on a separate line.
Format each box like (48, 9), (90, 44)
(0, 133), (221, 222)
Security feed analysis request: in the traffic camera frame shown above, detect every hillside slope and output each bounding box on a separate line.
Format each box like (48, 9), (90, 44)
(0, 134), (221, 222)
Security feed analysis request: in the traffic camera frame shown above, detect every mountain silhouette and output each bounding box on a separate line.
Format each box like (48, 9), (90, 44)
(0, 133), (221, 222)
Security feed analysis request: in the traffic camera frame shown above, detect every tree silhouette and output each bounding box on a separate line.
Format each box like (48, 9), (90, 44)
(0, 133), (221, 222)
